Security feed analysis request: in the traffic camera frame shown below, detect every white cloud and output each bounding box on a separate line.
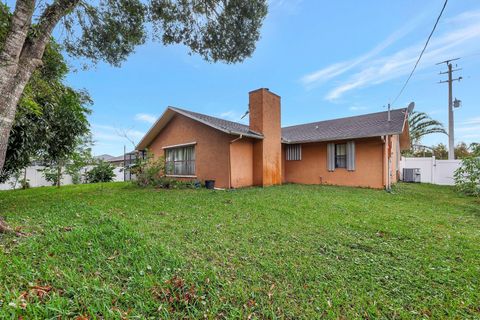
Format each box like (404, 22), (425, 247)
(300, 9), (480, 101)
(134, 113), (157, 124)
(461, 117), (480, 125)
(269, 0), (303, 14)
(301, 20), (417, 88)
(457, 125), (480, 132)
(459, 133), (480, 140)
(349, 106), (368, 111)
(427, 109), (444, 116)
(217, 110), (248, 124)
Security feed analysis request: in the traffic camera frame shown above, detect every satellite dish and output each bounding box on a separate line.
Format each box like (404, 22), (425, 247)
(407, 102), (415, 113)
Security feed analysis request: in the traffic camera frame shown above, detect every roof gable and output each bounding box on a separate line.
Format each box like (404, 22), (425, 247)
(136, 106), (263, 150)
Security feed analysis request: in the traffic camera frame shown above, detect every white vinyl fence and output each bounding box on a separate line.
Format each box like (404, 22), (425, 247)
(0, 165), (125, 190)
(399, 157), (462, 185)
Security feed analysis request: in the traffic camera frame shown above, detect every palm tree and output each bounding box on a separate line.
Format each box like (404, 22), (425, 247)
(409, 111), (447, 145)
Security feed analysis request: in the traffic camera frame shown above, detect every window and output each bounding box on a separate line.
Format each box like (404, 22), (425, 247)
(165, 145), (195, 176)
(286, 144), (301, 161)
(328, 141), (355, 171)
(335, 143), (346, 168)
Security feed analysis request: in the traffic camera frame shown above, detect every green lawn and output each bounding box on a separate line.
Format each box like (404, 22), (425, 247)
(0, 183), (479, 319)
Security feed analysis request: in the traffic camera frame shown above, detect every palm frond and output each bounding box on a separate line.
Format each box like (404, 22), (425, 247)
(409, 111), (447, 144)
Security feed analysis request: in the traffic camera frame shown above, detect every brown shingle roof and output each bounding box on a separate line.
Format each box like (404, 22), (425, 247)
(137, 106), (408, 150)
(281, 108), (407, 143)
(169, 107), (264, 139)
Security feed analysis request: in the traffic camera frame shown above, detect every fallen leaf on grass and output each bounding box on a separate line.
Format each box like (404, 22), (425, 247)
(15, 285), (54, 309)
(29, 285), (53, 299)
(376, 231), (386, 238)
(107, 250), (119, 260)
(267, 284), (275, 300)
(111, 306), (131, 319)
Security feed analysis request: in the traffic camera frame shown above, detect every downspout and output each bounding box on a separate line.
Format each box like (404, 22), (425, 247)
(228, 134), (244, 189)
(383, 135), (391, 192)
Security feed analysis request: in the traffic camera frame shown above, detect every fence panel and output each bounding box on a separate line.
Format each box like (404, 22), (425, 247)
(0, 165), (125, 190)
(400, 157), (434, 183)
(400, 157), (461, 185)
(434, 160), (461, 185)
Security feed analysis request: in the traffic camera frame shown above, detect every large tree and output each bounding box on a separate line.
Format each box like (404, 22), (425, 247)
(0, 0), (268, 172)
(0, 7), (91, 182)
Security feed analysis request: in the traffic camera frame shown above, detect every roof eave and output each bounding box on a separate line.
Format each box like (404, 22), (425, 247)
(136, 106), (263, 150)
(136, 107), (175, 150)
(282, 131), (404, 144)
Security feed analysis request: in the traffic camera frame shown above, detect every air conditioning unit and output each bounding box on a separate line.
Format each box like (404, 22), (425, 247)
(403, 168), (421, 183)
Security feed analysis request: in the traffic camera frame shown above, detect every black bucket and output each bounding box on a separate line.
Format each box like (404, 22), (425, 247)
(205, 180), (215, 190)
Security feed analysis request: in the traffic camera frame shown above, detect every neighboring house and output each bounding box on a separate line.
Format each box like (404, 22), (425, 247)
(136, 88), (411, 189)
(94, 153), (138, 167)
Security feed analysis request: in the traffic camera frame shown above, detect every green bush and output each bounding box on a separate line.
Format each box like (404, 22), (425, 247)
(454, 157), (480, 197)
(132, 154), (165, 187)
(41, 166), (62, 186)
(132, 153), (199, 189)
(86, 161), (115, 183)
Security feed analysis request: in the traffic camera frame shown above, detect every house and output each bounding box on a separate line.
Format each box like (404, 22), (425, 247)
(94, 154), (124, 167)
(136, 88), (411, 189)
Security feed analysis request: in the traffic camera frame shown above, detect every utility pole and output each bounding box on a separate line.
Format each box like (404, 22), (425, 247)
(437, 58), (462, 160)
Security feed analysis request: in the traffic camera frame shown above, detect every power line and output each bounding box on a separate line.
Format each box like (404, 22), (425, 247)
(391, 0), (448, 106)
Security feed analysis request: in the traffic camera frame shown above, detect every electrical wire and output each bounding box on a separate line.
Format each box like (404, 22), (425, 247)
(391, 0), (448, 106)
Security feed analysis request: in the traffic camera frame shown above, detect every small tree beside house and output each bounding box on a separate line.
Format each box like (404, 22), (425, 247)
(454, 156), (480, 197)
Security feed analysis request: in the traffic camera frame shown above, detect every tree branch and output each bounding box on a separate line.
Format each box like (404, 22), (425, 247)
(0, 0), (36, 64)
(21, 0), (80, 62)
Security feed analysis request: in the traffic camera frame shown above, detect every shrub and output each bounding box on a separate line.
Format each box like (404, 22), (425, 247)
(132, 154), (166, 187)
(454, 157), (480, 197)
(41, 166), (62, 186)
(19, 178), (30, 189)
(86, 161), (115, 183)
(132, 153), (199, 189)
(70, 171), (82, 184)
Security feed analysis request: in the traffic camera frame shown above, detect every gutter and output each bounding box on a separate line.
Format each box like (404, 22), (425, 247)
(382, 135), (391, 192)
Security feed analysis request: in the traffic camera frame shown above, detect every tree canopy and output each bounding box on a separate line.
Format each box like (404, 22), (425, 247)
(0, 0), (268, 173)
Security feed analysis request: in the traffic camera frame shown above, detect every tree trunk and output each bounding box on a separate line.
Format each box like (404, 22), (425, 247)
(0, 0), (36, 174)
(0, 0), (80, 174)
(0, 61), (39, 174)
(57, 162), (62, 187)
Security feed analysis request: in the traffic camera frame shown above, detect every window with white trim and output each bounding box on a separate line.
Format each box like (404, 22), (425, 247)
(165, 145), (195, 176)
(286, 144), (302, 161)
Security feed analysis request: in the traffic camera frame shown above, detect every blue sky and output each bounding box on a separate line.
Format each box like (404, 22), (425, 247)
(57, 1), (480, 155)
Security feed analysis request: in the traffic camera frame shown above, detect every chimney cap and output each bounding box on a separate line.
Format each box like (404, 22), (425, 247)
(248, 88), (281, 98)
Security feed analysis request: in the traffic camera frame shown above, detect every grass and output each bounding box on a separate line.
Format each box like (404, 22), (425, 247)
(0, 182), (479, 319)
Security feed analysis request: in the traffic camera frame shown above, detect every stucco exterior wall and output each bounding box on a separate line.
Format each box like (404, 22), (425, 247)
(230, 139), (254, 188)
(284, 138), (385, 189)
(147, 114), (233, 188)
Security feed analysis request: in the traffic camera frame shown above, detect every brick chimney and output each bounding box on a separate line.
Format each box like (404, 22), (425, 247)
(249, 88), (282, 186)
